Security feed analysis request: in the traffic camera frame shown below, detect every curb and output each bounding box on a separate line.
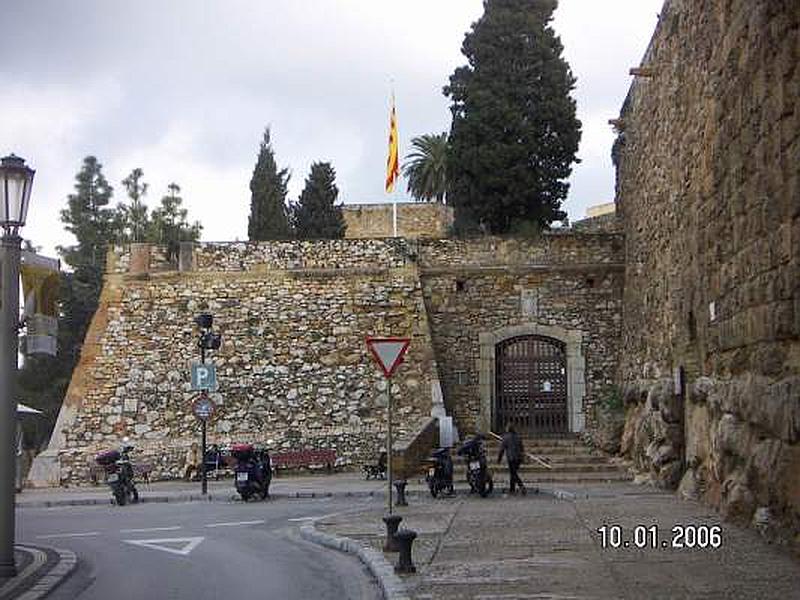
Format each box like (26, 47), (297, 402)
(17, 484), (581, 509)
(299, 523), (410, 600)
(0, 545), (77, 600)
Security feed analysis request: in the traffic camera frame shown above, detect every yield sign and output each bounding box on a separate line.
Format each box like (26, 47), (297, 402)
(366, 337), (410, 378)
(123, 537), (204, 556)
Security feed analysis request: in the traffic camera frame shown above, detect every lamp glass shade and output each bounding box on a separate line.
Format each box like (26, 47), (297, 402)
(0, 155), (35, 229)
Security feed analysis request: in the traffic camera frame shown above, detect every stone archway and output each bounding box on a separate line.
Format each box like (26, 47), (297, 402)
(478, 324), (585, 434)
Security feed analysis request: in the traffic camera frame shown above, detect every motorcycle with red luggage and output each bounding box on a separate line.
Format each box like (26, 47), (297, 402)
(95, 443), (139, 506)
(231, 443), (271, 501)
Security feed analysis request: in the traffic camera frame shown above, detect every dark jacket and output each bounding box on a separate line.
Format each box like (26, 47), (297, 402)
(498, 431), (524, 463)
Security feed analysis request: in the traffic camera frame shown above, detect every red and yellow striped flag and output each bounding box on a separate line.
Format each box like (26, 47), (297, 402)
(385, 95), (399, 193)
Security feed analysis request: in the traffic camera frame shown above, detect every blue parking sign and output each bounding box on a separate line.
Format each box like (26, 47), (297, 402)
(191, 363), (218, 391)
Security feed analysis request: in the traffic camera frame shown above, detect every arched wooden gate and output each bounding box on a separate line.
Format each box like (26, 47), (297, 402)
(495, 335), (568, 434)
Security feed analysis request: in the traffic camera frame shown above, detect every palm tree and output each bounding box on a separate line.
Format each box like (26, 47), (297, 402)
(403, 132), (448, 203)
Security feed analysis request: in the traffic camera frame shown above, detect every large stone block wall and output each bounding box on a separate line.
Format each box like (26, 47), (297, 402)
(343, 203), (454, 239)
(417, 233), (625, 436)
(615, 0), (800, 544)
(55, 243), (440, 483)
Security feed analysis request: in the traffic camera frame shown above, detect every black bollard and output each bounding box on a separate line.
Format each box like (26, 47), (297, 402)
(394, 479), (408, 506)
(394, 529), (417, 574)
(382, 514), (403, 552)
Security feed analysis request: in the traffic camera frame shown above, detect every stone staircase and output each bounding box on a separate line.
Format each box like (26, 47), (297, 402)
(483, 434), (631, 484)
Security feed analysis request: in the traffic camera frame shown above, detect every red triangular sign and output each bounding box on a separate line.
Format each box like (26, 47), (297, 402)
(366, 337), (410, 378)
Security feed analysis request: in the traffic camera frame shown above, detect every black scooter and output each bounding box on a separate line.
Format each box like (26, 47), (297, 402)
(95, 443), (139, 506)
(425, 447), (454, 497)
(231, 443), (271, 501)
(457, 434), (494, 497)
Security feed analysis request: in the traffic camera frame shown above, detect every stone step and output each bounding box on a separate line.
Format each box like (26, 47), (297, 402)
(492, 463), (626, 474)
(517, 471), (632, 483)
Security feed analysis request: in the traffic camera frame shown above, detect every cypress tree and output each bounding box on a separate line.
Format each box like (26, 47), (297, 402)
(444, 0), (581, 234)
(292, 162), (346, 239)
(248, 128), (291, 240)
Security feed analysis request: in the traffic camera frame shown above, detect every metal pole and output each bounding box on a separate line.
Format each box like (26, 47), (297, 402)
(200, 343), (207, 496)
(0, 235), (21, 577)
(387, 379), (393, 515)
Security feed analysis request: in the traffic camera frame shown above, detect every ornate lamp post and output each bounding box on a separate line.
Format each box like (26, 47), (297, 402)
(0, 154), (35, 577)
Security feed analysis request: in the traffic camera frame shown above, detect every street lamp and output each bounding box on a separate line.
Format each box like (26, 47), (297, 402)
(194, 313), (221, 495)
(0, 154), (35, 577)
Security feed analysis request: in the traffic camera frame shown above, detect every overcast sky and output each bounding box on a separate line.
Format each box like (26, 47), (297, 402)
(2, 0), (664, 258)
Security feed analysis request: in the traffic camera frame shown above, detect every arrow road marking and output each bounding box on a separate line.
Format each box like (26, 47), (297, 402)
(205, 520), (265, 528)
(123, 537), (204, 556)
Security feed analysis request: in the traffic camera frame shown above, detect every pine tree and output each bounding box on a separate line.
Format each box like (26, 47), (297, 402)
(120, 168), (150, 242)
(148, 183), (202, 261)
(444, 0), (581, 234)
(292, 162), (346, 239)
(248, 128), (291, 240)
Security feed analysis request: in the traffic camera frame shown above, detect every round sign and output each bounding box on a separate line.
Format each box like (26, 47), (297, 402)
(192, 395), (216, 421)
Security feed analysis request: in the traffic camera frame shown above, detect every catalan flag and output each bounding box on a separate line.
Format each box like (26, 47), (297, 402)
(385, 95), (399, 193)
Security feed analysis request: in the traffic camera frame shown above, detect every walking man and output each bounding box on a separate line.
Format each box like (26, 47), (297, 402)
(497, 424), (526, 495)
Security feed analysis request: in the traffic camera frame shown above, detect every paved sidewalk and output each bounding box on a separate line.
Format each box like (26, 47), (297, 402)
(311, 482), (800, 599)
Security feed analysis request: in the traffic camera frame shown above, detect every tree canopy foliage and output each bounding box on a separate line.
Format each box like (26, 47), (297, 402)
(403, 133), (448, 203)
(292, 162), (345, 239)
(444, 0), (581, 234)
(248, 128), (291, 240)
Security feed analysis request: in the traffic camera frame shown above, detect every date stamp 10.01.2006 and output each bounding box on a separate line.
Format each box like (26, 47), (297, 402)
(596, 524), (722, 550)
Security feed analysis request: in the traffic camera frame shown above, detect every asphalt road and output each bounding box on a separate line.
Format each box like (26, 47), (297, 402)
(17, 496), (383, 600)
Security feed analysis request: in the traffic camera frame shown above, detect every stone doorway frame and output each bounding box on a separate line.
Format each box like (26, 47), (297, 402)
(478, 324), (586, 434)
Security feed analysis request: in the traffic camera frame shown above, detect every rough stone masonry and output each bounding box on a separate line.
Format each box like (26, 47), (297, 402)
(614, 0), (799, 547)
(35, 233), (622, 484)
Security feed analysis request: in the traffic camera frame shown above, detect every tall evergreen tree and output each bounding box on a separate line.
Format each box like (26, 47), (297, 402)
(403, 133), (448, 203)
(248, 128), (291, 240)
(444, 0), (581, 233)
(120, 168), (150, 242)
(148, 183), (202, 260)
(292, 162), (345, 239)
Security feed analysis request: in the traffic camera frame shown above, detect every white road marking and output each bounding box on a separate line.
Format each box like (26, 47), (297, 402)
(123, 537), (204, 556)
(120, 526), (182, 533)
(288, 510), (351, 523)
(35, 531), (100, 539)
(205, 520), (265, 528)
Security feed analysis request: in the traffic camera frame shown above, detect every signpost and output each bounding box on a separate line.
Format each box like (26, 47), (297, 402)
(190, 361), (217, 495)
(366, 337), (410, 516)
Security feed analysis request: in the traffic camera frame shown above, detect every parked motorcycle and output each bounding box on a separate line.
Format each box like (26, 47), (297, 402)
(231, 443), (271, 501)
(457, 434), (494, 497)
(95, 443), (139, 506)
(425, 447), (454, 498)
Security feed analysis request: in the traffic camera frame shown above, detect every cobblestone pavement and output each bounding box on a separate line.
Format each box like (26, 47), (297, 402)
(315, 483), (800, 600)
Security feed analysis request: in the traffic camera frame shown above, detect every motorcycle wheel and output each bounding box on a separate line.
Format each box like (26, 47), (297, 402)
(130, 484), (139, 504)
(477, 475), (489, 498)
(239, 491), (252, 502)
(486, 478), (494, 496)
(114, 488), (127, 506)
(260, 484), (269, 500)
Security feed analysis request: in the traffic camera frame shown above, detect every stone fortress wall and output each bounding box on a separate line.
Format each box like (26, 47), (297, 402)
(343, 202), (454, 239)
(43, 233), (623, 484)
(615, 0), (799, 542)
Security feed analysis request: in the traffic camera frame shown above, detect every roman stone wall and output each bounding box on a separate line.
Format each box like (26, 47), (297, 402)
(343, 203), (454, 239)
(615, 0), (799, 544)
(43, 233), (624, 484)
(54, 241), (440, 483)
(417, 233), (625, 436)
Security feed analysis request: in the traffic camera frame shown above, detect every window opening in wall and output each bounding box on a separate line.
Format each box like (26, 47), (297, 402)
(455, 371), (467, 385)
(585, 277), (596, 288)
(455, 279), (466, 292)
